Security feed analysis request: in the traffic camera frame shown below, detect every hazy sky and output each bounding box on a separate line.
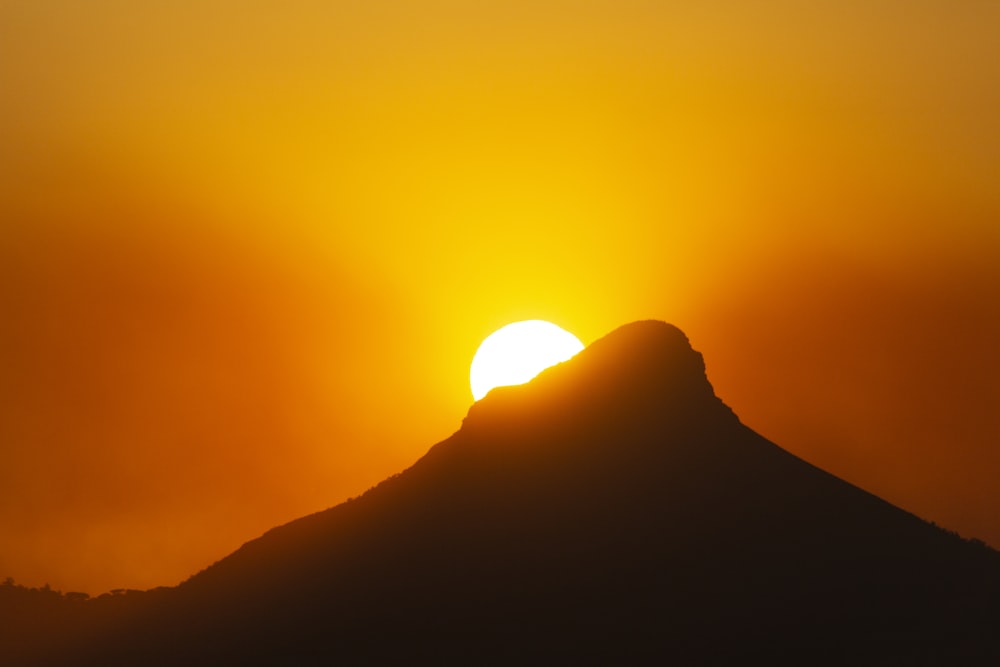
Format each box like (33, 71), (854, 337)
(2, 0), (998, 593)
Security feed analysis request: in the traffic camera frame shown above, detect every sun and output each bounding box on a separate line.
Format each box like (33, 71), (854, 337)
(470, 320), (584, 401)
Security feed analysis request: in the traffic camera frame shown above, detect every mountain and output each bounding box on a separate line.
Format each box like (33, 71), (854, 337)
(7, 321), (1000, 665)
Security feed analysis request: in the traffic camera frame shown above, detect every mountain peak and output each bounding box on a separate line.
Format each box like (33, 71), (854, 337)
(571, 319), (712, 391)
(462, 320), (735, 434)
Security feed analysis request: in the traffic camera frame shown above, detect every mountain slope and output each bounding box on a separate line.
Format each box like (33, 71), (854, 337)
(30, 322), (1000, 664)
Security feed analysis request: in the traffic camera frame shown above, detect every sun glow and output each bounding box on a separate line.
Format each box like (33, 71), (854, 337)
(470, 320), (584, 401)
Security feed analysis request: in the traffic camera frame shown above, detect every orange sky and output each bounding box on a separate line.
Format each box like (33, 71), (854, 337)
(2, 1), (998, 594)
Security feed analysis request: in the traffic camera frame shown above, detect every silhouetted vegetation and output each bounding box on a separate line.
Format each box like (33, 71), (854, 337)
(0, 576), (173, 665)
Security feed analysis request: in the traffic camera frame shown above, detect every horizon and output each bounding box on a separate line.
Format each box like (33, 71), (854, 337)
(2, 1), (998, 595)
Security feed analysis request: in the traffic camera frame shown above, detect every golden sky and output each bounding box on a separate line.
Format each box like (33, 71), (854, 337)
(2, 1), (998, 593)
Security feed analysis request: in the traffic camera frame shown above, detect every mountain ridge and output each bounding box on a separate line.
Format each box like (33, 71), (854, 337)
(5, 320), (999, 665)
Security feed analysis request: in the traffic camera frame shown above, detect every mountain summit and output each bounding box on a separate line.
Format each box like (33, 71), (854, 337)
(464, 320), (730, 430)
(8, 322), (1000, 665)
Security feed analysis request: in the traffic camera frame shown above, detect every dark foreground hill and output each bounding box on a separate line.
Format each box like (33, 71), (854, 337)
(5, 321), (999, 665)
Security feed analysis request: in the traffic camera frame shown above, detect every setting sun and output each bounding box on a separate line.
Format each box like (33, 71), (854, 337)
(470, 320), (584, 401)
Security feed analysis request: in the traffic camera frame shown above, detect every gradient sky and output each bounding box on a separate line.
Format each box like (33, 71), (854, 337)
(2, 1), (998, 594)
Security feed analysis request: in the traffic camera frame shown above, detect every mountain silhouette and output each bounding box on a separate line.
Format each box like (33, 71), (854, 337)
(5, 321), (999, 665)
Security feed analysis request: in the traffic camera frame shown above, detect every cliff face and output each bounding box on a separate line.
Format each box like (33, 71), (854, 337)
(14, 321), (1000, 666)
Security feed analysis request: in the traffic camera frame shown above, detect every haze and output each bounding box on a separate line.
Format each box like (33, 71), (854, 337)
(1, 1), (998, 594)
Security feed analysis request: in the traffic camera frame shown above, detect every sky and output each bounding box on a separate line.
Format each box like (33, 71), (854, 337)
(1, 0), (998, 594)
